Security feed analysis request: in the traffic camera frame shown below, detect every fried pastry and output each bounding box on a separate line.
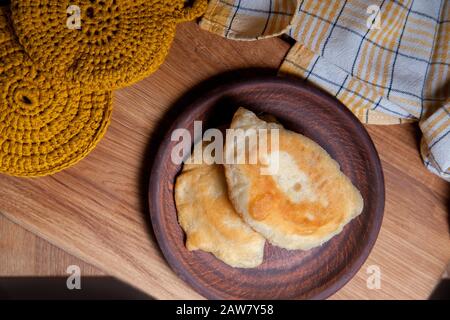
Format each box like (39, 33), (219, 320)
(175, 148), (265, 268)
(224, 108), (364, 250)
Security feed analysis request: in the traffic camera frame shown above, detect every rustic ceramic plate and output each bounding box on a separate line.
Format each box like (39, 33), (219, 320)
(149, 76), (384, 299)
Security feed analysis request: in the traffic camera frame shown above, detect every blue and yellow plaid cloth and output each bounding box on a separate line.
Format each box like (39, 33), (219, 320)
(199, 0), (450, 181)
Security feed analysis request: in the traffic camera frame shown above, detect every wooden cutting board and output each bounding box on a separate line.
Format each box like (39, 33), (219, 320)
(0, 22), (449, 299)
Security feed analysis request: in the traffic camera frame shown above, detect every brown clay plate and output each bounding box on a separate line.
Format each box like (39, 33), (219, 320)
(149, 75), (384, 300)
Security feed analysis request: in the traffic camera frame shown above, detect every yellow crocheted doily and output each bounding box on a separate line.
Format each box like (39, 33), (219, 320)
(0, 8), (113, 177)
(10, 0), (207, 90)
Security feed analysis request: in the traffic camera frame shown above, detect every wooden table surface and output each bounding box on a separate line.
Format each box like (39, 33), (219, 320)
(0, 22), (449, 300)
(0, 215), (103, 277)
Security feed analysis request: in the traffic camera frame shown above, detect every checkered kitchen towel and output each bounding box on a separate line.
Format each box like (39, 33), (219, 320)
(199, 0), (450, 181)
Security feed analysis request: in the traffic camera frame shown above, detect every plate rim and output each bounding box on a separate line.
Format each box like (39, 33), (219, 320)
(149, 75), (385, 300)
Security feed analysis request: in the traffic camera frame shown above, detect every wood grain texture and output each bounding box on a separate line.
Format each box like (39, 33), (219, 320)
(0, 215), (103, 276)
(150, 77), (385, 299)
(0, 22), (448, 299)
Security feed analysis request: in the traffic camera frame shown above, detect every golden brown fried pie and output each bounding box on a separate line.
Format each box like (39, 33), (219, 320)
(175, 148), (265, 268)
(224, 108), (364, 250)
